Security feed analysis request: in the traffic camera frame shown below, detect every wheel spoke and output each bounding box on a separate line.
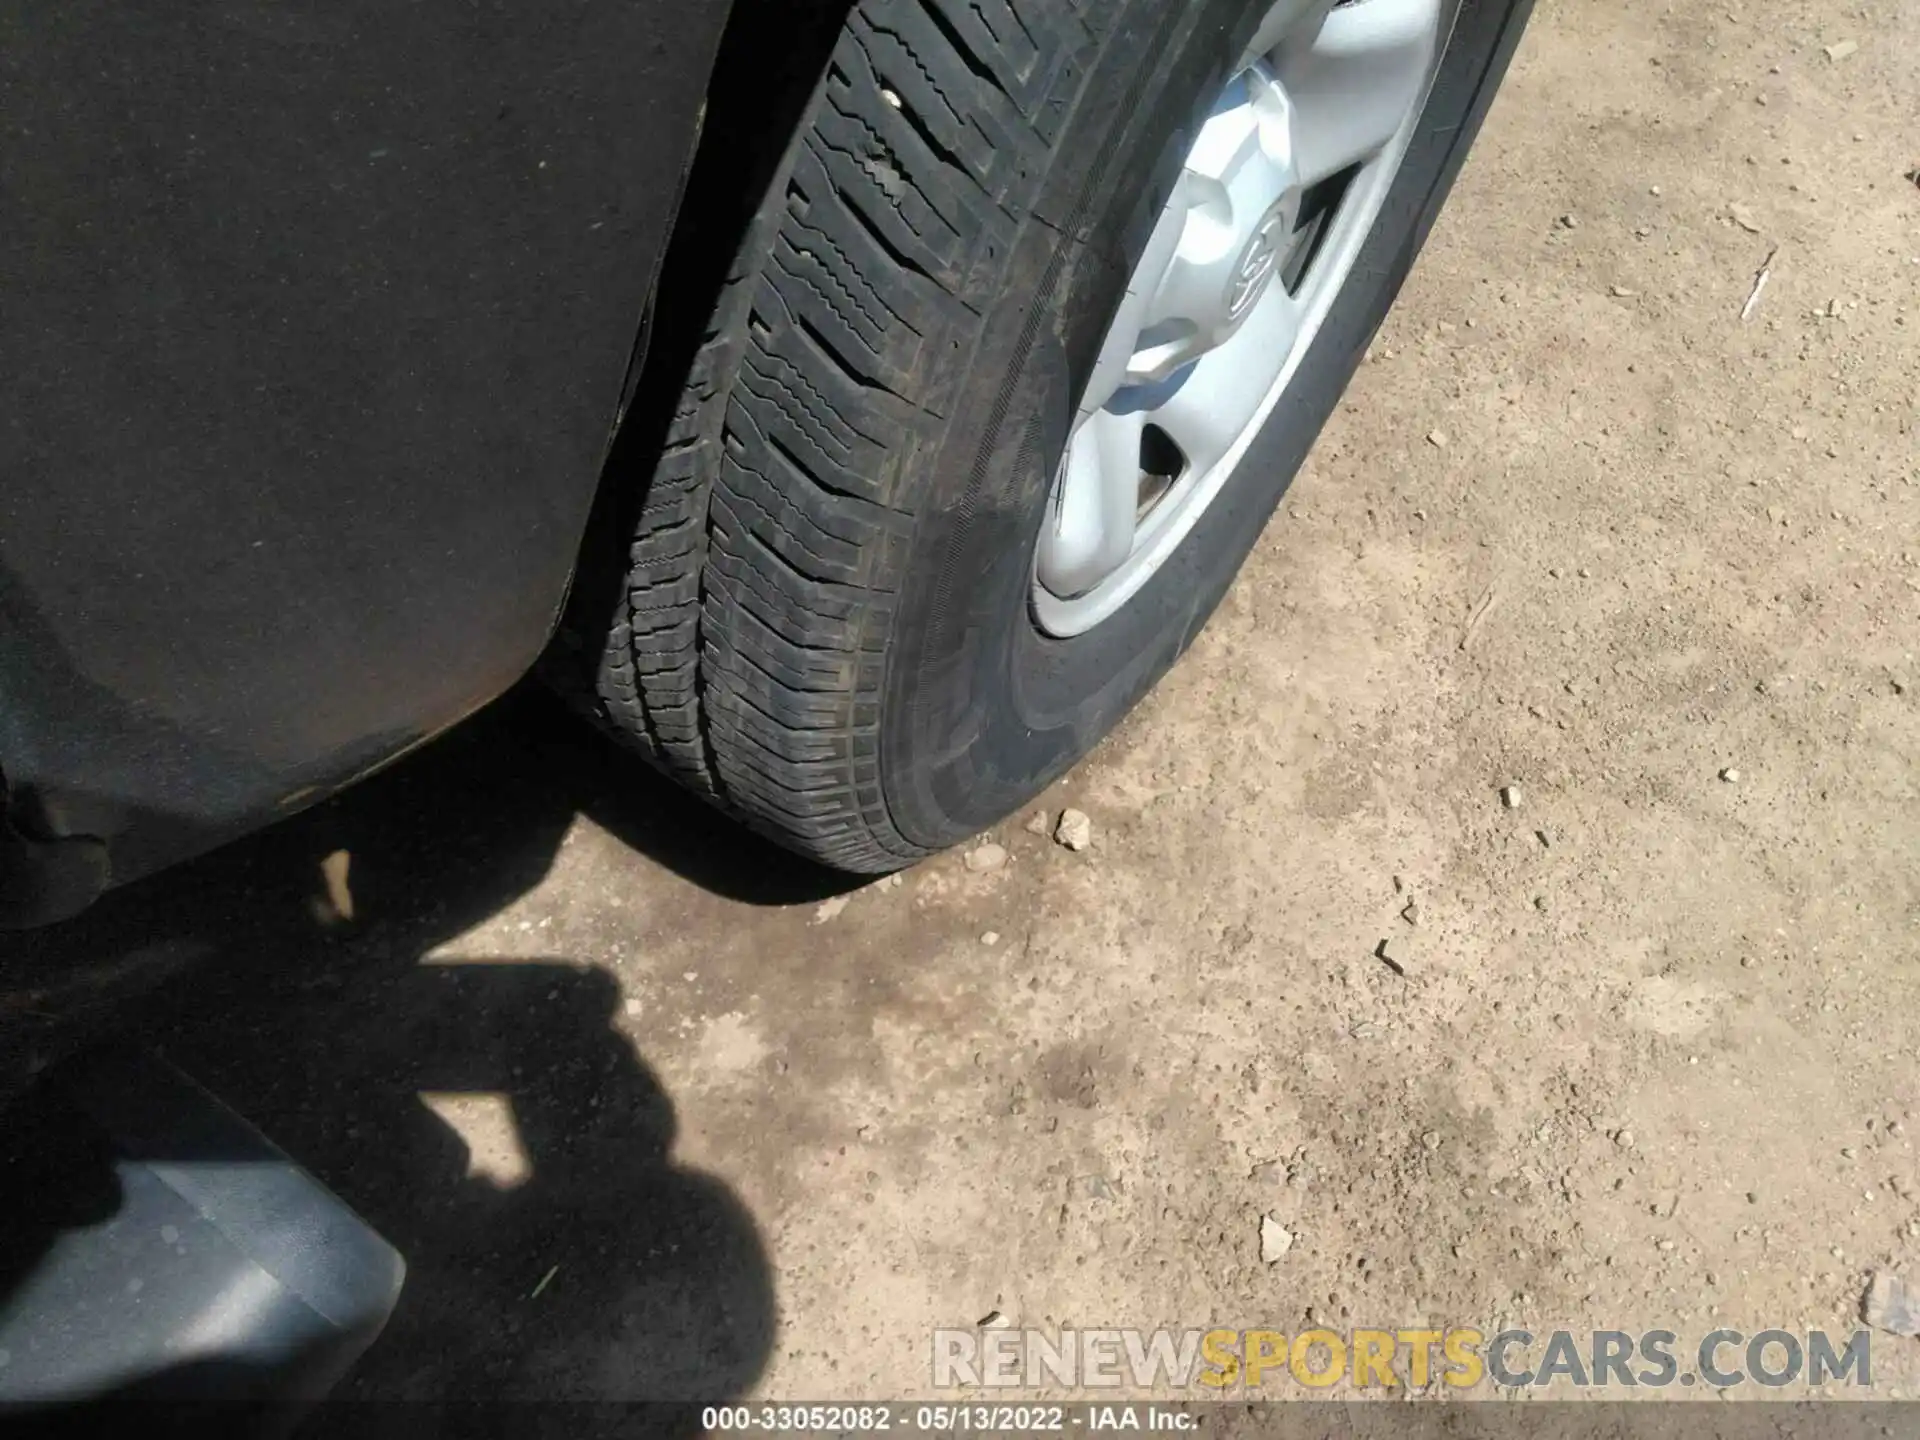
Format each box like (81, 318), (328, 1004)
(1240, 0), (1336, 69)
(1079, 177), (1193, 417)
(1274, 0), (1441, 187)
(1039, 407), (1145, 598)
(1142, 283), (1302, 483)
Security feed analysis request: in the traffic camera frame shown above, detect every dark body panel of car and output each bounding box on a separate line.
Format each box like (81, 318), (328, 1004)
(0, 0), (735, 908)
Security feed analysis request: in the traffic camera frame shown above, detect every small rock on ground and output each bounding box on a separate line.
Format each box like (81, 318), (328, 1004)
(965, 843), (1009, 873)
(1260, 1214), (1294, 1264)
(1054, 809), (1093, 852)
(1864, 1272), (1920, 1337)
(1376, 937), (1409, 975)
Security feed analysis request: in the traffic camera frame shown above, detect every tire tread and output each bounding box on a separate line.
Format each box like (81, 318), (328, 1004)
(598, 0), (1103, 868)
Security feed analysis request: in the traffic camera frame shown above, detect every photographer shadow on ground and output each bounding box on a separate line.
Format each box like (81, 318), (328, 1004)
(193, 957), (774, 1410)
(4, 689), (830, 1419)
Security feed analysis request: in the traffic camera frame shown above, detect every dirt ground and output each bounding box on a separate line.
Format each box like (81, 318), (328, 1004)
(59, 0), (1920, 1406)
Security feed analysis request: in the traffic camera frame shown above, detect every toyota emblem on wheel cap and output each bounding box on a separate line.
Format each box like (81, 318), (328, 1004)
(1227, 204), (1290, 320)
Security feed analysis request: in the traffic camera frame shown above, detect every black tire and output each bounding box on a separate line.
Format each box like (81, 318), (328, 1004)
(564, 0), (1532, 870)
